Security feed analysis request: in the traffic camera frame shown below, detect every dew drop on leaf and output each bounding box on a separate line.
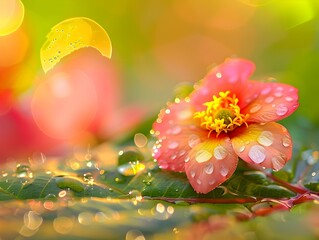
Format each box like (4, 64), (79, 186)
(55, 177), (85, 193)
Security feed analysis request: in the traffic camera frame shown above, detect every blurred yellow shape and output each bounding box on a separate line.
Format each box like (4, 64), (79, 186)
(0, 0), (24, 36)
(40, 17), (112, 73)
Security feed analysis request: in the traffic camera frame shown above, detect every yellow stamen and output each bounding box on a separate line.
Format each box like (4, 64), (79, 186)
(194, 91), (249, 136)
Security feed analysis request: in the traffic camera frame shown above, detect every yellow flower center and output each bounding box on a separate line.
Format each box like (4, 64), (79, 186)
(194, 91), (249, 136)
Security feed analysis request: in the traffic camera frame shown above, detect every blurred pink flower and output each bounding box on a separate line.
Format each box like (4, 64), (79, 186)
(153, 58), (299, 193)
(0, 48), (144, 162)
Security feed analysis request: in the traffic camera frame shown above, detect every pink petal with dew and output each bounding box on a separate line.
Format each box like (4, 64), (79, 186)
(231, 122), (292, 170)
(185, 135), (238, 194)
(242, 82), (299, 123)
(153, 100), (207, 172)
(191, 58), (255, 111)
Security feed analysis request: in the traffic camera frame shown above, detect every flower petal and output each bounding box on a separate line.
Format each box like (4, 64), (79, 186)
(153, 100), (207, 172)
(185, 136), (238, 193)
(191, 58), (255, 111)
(242, 82), (299, 123)
(231, 122), (293, 170)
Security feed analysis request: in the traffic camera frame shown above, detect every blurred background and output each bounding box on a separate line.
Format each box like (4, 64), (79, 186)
(0, 0), (318, 161)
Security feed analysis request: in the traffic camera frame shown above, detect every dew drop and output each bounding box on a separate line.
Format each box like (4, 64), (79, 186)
(257, 131), (274, 147)
(178, 109), (192, 120)
(238, 145), (246, 153)
(282, 136), (291, 147)
(55, 177), (85, 193)
(274, 92), (283, 97)
(168, 141), (179, 150)
(248, 145), (266, 164)
(285, 96), (293, 102)
(83, 172), (94, 186)
(208, 180), (216, 185)
(261, 87), (271, 95)
(15, 164), (33, 179)
(196, 179), (202, 185)
(204, 163), (214, 174)
(265, 96), (274, 104)
(184, 156), (190, 163)
(216, 72), (222, 78)
(188, 134), (201, 148)
(220, 165), (229, 177)
(118, 161), (146, 176)
(276, 104), (288, 116)
(190, 170), (196, 178)
(214, 146), (227, 160)
(272, 156), (285, 171)
(250, 104), (262, 114)
(171, 126), (182, 135)
(195, 150), (212, 163)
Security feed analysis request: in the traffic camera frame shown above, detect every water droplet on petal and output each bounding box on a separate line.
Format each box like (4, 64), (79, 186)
(195, 150), (212, 163)
(285, 96), (293, 102)
(238, 145), (246, 153)
(282, 136), (291, 147)
(272, 156), (285, 170)
(248, 145), (266, 164)
(168, 141), (179, 149)
(188, 134), (201, 148)
(274, 92), (283, 97)
(178, 109), (192, 120)
(171, 126), (182, 135)
(276, 104), (288, 116)
(209, 180), (216, 185)
(220, 165), (229, 177)
(184, 156), (190, 163)
(216, 72), (222, 78)
(265, 96), (274, 104)
(257, 131), (274, 147)
(214, 146), (227, 160)
(204, 163), (214, 174)
(196, 179), (202, 185)
(250, 104), (262, 113)
(190, 170), (196, 178)
(261, 87), (271, 95)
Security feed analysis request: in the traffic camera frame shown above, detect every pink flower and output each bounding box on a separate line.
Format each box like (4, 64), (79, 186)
(152, 58), (299, 194)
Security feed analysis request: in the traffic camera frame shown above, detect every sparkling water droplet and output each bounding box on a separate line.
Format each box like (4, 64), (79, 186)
(184, 156), (190, 163)
(265, 96), (274, 104)
(168, 141), (179, 149)
(238, 145), (246, 153)
(15, 164), (33, 178)
(261, 87), (271, 95)
(248, 145), (266, 164)
(274, 91), (283, 97)
(209, 180), (216, 185)
(272, 156), (285, 170)
(204, 163), (214, 174)
(55, 177), (85, 193)
(196, 179), (202, 185)
(220, 165), (229, 177)
(190, 170), (196, 178)
(250, 104), (262, 113)
(171, 126), (182, 135)
(188, 134), (201, 148)
(257, 131), (274, 147)
(214, 146), (227, 160)
(83, 172), (94, 186)
(282, 136), (291, 147)
(276, 104), (288, 116)
(285, 96), (293, 102)
(216, 72), (222, 78)
(195, 150), (212, 163)
(129, 190), (143, 204)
